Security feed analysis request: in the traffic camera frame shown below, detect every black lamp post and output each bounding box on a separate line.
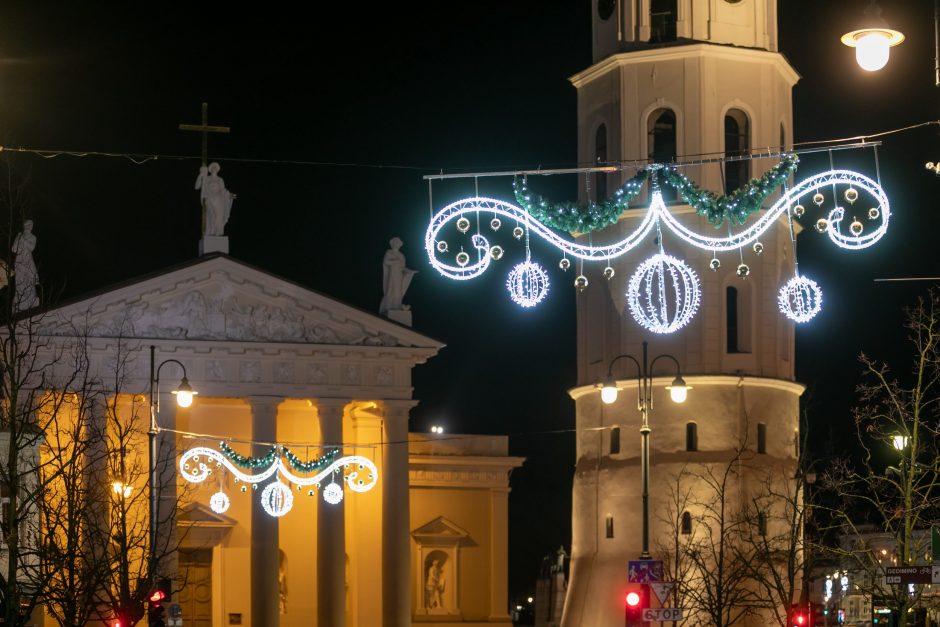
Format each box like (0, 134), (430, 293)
(148, 345), (196, 580)
(598, 341), (689, 559)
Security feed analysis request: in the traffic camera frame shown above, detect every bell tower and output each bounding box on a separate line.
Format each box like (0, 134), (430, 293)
(563, 2), (803, 626)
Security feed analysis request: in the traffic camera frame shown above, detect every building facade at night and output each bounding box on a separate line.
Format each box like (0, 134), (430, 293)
(563, 1), (803, 625)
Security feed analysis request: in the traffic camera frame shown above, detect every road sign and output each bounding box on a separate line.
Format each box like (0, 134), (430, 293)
(628, 560), (664, 583)
(169, 603), (182, 618)
(650, 582), (675, 604)
(885, 566), (932, 584)
(644, 608), (683, 621)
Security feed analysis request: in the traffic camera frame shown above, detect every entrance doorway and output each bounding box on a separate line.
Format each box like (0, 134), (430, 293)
(179, 548), (212, 627)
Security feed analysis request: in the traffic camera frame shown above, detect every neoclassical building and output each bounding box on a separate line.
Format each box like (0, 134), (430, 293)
(32, 253), (521, 627)
(563, 1), (803, 625)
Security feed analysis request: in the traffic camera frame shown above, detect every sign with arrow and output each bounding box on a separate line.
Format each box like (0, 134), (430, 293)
(650, 582), (675, 604)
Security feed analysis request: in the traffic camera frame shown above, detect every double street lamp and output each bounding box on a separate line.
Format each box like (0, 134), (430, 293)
(598, 341), (689, 559)
(148, 345), (197, 580)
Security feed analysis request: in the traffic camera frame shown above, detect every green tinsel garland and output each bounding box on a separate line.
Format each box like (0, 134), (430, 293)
(660, 153), (799, 227)
(220, 441), (279, 469)
(283, 447), (339, 473)
(513, 169), (650, 233)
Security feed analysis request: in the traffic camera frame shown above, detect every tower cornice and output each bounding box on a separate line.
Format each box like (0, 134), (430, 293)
(568, 374), (805, 401)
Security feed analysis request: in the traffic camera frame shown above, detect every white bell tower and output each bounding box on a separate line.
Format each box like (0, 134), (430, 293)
(563, 2), (803, 626)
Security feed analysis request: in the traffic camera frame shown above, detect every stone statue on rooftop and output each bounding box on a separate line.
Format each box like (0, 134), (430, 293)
(196, 162), (235, 236)
(380, 237), (416, 319)
(12, 220), (38, 311)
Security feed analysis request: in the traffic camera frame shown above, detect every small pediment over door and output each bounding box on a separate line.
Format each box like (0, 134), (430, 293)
(411, 516), (473, 547)
(178, 502), (236, 548)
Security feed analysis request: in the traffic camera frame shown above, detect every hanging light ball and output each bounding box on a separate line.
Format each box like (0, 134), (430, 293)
(455, 251), (470, 267)
(210, 491), (230, 514)
(323, 482), (344, 505)
(603, 266), (615, 280)
(844, 187), (859, 204)
(736, 263), (751, 278)
(490, 245), (504, 261)
(490, 217), (502, 231)
(436, 241), (448, 253)
(240, 485), (248, 493)
(793, 204), (806, 218)
(752, 242), (764, 255)
(308, 489), (315, 497)
(559, 258), (571, 271)
(627, 253), (701, 334)
(813, 193), (825, 206)
(868, 207), (881, 220)
(506, 261), (550, 308)
(778, 275), (823, 323)
(709, 258), (721, 271)
(260, 483), (293, 519)
(574, 275), (589, 292)
(815, 218), (829, 233)
(512, 226), (525, 240)
(850, 220), (864, 236)
(456, 217), (471, 233)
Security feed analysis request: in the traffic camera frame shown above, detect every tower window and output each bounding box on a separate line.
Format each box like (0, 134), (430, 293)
(757, 423), (767, 454)
(606, 514), (615, 538)
(726, 284), (752, 353)
(650, 0), (678, 42)
(648, 109), (677, 201)
(726, 286), (739, 353)
(685, 422), (697, 452)
(595, 124), (608, 202)
(610, 426), (621, 455)
(758, 512), (767, 536)
(681, 511), (692, 535)
(724, 109), (750, 195)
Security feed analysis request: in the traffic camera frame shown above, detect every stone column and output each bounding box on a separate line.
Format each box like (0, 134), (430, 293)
(488, 486), (512, 621)
(382, 400), (417, 627)
(250, 397), (280, 627)
(317, 399), (348, 627)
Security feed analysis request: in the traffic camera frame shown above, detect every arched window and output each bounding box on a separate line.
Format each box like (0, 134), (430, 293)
(648, 109), (677, 201)
(726, 284), (752, 353)
(610, 426), (621, 455)
(726, 286), (739, 353)
(650, 0), (678, 42)
(681, 512), (692, 535)
(606, 514), (615, 538)
(724, 109), (750, 195)
(758, 512), (767, 536)
(595, 124), (608, 202)
(686, 422), (698, 452)
(757, 423), (767, 454)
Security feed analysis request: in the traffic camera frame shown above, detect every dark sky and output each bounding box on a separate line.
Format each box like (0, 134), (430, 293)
(0, 0), (937, 605)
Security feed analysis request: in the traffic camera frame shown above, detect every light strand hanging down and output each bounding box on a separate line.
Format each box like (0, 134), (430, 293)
(180, 444), (378, 518)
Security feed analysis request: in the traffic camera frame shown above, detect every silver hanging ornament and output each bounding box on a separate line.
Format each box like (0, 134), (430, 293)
(603, 266), (615, 280)
(709, 258), (721, 271)
(868, 207), (880, 220)
(793, 204), (805, 218)
(456, 217), (471, 233)
(559, 258), (571, 271)
(844, 187), (858, 204)
(849, 220), (864, 236)
(815, 218), (829, 233)
(436, 240), (448, 253)
(512, 226), (525, 240)
(752, 242), (764, 255)
(490, 245), (504, 260)
(812, 193), (825, 206)
(490, 217), (502, 231)
(574, 275), (589, 292)
(455, 251), (470, 267)
(736, 263), (750, 278)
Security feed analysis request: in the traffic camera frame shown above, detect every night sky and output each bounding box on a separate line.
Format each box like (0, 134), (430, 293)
(0, 0), (938, 605)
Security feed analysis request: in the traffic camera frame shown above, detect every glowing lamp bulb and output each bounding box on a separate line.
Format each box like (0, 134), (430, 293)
(600, 378), (618, 405)
(892, 434), (909, 451)
(667, 376), (690, 404)
(855, 32), (891, 71)
(626, 591), (641, 607)
(172, 376), (197, 408)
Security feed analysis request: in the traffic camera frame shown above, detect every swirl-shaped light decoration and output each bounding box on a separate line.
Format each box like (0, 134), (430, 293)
(627, 254), (702, 334)
(778, 276), (823, 323)
(506, 261), (550, 307)
(180, 446), (378, 517)
(425, 169), (889, 281)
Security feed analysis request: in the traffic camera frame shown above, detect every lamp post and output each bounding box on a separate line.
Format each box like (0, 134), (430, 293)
(598, 341), (689, 559)
(148, 345), (196, 581)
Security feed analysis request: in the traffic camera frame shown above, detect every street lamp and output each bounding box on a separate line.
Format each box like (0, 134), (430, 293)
(148, 345), (197, 581)
(840, 1), (906, 72)
(598, 341), (689, 559)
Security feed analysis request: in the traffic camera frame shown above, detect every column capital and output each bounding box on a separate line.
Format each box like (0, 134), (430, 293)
(380, 399), (419, 421)
(313, 397), (351, 418)
(246, 395), (281, 416)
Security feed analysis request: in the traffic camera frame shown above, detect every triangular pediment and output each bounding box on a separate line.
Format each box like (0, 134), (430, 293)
(178, 502), (236, 527)
(411, 516), (470, 541)
(38, 255), (443, 350)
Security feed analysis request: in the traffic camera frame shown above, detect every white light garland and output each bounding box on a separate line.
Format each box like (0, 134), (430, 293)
(209, 491), (231, 514)
(506, 261), (550, 307)
(778, 276), (823, 323)
(627, 253), (701, 334)
(179, 446), (378, 517)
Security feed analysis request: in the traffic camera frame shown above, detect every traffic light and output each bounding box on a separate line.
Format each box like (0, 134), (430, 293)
(790, 603), (815, 627)
(625, 583), (650, 627)
(148, 578), (171, 627)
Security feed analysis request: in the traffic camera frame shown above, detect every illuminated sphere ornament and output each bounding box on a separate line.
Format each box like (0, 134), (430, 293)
(436, 240), (448, 253)
(868, 207), (880, 220)
(559, 258), (571, 271)
(574, 275), (589, 292)
(240, 485), (247, 493)
(850, 220), (864, 236)
(490, 217), (502, 231)
(455, 251), (470, 267)
(209, 491), (230, 514)
(323, 482), (344, 505)
(815, 218), (829, 233)
(752, 242), (764, 255)
(626, 253), (701, 334)
(793, 204), (805, 218)
(813, 193), (825, 206)
(506, 261), (550, 308)
(456, 217), (471, 233)
(844, 187), (859, 204)
(736, 263), (750, 278)
(261, 481), (294, 517)
(603, 266), (615, 280)
(709, 258), (721, 271)
(778, 276), (823, 323)
(490, 245), (504, 260)
(512, 226), (524, 240)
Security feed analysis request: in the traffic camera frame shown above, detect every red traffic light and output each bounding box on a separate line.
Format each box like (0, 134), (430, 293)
(149, 589), (166, 604)
(626, 591), (642, 607)
(625, 583), (650, 626)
